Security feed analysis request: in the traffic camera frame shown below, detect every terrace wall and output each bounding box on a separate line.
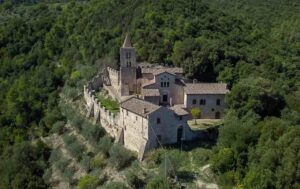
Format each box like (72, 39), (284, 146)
(84, 77), (121, 138)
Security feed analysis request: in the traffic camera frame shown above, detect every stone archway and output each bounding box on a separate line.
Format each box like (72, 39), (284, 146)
(177, 126), (183, 143)
(161, 90), (170, 105)
(215, 112), (220, 119)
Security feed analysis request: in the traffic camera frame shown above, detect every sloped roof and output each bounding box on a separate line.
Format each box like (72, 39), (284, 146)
(153, 70), (176, 76)
(120, 97), (161, 117)
(142, 67), (183, 75)
(142, 88), (160, 96)
(169, 105), (189, 116)
(122, 34), (132, 48)
(184, 83), (229, 95)
(138, 62), (183, 75)
(142, 80), (156, 88)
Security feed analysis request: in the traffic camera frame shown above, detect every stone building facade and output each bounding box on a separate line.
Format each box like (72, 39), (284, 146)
(84, 35), (229, 159)
(119, 97), (193, 155)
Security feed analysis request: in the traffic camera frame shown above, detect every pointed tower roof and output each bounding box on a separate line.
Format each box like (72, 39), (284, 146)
(122, 34), (132, 48)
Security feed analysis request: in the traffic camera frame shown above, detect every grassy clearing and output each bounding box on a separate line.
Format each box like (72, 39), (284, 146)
(188, 119), (223, 131)
(96, 91), (119, 115)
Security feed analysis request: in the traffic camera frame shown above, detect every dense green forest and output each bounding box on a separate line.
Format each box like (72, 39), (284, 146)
(0, 0), (299, 188)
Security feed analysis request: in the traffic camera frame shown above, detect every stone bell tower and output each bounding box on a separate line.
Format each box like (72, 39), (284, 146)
(119, 35), (137, 96)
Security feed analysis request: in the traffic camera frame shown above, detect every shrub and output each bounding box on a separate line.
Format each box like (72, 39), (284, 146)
(164, 150), (185, 174)
(43, 168), (52, 184)
(63, 134), (76, 145)
(82, 123), (105, 144)
(97, 135), (112, 156)
(125, 170), (144, 188)
(62, 166), (77, 184)
(70, 70), (81, 81)
(125, 163), (145, 188)
(51, 121), (66, 134)
(80, 154), (92, 172)
(97, 172), (108, 186)
(77, 175), (98, 189)
(159, 157), (177, 178)
(55, 158), (69, 172)
(144, 149), (165, 168)
(62, 85), (78, 100)
(66, 139), (85, 160)
(104, 182), (126, 189)
(218, 170), (239, 188)
(109, 144), (133, 170)
(211, 148), (235, 173)
(146, 149), (184, 177)
(190, 148), (212, 166)
(91, 153), (107, 169)
(146, 176), (172, 189)
(49, 149), (61, 163)
(125, 170), (139, 187)
(71, 115), (84, 131)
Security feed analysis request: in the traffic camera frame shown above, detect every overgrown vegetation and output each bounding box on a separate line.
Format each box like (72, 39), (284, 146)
(0, 0), (299, 188)
(96, 90), (120, 114)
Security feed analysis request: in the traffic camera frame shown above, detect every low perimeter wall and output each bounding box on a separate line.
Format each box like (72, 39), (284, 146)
(84, 76), (121, 139)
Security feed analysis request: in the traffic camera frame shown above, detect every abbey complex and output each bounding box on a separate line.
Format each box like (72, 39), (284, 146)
(84, 35), (229, 159)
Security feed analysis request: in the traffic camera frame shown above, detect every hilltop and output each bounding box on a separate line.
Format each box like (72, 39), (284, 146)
(0, 0), (299, 188)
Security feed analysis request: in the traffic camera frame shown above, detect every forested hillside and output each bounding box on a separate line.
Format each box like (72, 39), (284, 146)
(0, 0), (299, 188)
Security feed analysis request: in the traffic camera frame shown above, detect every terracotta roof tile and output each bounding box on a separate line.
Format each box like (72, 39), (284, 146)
(184, 83), (229, 94)
(141, 66), (183, 75)
(142, 80), (156, 88)
(169, 105), (189, 116)
(120, 97), (161, 117)
(142, 88), (160, 96)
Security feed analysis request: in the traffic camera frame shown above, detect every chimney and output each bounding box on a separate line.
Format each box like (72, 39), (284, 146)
(170, 98), (173, 106)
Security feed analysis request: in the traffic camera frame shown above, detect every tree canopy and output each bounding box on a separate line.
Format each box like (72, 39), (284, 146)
(0, 0), (299, 188)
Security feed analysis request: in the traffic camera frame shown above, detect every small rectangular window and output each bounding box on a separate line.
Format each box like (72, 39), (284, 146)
(161, 82), (163, 87)
(126, 110), (128, 116)
(192, 99), (197, 104)
(166, 82), (169, 87)
(157, 118), (161, 124)
(200, 99), (206, 105)
(179, 116), (182, 120)
(136, 116), (138, 121)
(216, 99), (221, 105)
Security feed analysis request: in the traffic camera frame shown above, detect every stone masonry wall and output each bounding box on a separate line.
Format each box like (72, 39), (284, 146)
(107, 67), (120, 91)
(119, 108), (149, 153)
(84, 79), (121, 138)
(120, 67), (137, 95)
(86, 74), (103, 91)
(184, 93), (226, 119)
